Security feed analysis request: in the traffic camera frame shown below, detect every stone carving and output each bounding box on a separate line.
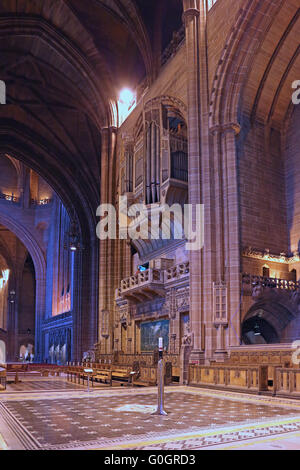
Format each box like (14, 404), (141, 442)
(243, 246), (300, 264)
(181, 321), (194, 347)
(83, 350), (95, 362)
(252, 284), (264, 300)
(144, 95), (187, 119)
(175, 286), (190, 312)
(101, 310), (110, 338)
(163, 288), (176, 319)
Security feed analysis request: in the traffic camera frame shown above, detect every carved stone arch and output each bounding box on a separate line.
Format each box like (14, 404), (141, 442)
(0, 127), (99, 360)
(144, 95), (187, 123)
(3, 154), (22, 181)
(0, 212), (46, 359)
(0, 124), (96, 243)
(0, 234), (15, 280)
(0, 17), (115, 129)
(0, 214), (45, 283)
(209, 0), (284, 129)
(242, 299), (297, 344)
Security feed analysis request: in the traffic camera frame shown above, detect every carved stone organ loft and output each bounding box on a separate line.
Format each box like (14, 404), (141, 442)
(0, 0), (299, 393)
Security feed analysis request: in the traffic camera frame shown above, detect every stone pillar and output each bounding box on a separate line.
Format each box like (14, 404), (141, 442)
(99, 127), (118, 355)
(34, 276), (46, 362)
(22, 167), (31, 209)
(182, 0), (204, 363)
(7, 282), (17, 362)
(210, 123), (242, 350)
(222, 124), (241, 347)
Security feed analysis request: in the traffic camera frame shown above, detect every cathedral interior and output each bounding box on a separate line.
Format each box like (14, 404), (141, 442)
(0, 0), (300, 452)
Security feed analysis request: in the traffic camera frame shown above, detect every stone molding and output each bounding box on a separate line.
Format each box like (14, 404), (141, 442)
(243, 247), (300, 264)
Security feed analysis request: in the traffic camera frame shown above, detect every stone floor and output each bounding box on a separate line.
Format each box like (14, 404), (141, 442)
(1, 376), (300, 450)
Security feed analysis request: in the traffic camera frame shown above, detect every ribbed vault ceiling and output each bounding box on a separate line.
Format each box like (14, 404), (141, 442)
(242, 0), (300, 129)
(0, 0), (183, 226)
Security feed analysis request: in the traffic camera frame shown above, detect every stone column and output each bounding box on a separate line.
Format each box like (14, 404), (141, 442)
(182, 0), (204, 363)
(222, 124), (241, 347)
(210, 123), (241, 350)
(7, 282), (17, 362)
(34, 276), (46, 362)
(99, 127), (118, 355)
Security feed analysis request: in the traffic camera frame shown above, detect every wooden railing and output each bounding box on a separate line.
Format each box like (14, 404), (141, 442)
(275, 368), (300, 398)
(189, 364), (268, 393)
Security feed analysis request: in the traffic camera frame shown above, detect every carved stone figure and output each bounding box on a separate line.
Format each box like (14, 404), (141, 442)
(252, 284), (264, 300)
(181, 321), (194, 347)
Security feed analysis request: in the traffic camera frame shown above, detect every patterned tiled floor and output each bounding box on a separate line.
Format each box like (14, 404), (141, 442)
(5, 379), (85, 392)
(1, 378), (300, 450)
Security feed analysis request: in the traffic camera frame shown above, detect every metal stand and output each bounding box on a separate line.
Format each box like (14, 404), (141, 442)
(84, 369), (94, 393)
(87, 374), (90, 393)
(152, 359), (168, 416)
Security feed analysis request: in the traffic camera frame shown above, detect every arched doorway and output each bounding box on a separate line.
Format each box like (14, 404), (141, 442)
(242, 301), (296, 345)
(242, 315), (280, 344)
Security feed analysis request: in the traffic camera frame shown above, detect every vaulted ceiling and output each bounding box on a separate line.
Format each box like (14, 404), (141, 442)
(242, 0), (300, 129)
(0, 0), (183, 231)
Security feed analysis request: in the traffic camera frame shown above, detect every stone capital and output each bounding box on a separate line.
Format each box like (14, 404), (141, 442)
(101, 126), (118, 135)
(182, 0), (200, 23)
(210, 122), (241, 136)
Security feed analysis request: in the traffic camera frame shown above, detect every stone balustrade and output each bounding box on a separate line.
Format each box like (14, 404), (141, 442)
(120, 269), (164, 293)
(31, 198), (53, 206)
(0, 192), (19, 203)
(165, 262), (190, 282)
(117, 262), (190, 301)
(242, 273), (299, 292)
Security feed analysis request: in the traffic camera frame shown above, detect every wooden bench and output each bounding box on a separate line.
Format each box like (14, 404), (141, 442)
(92, 369), (112, 386)
(67, 366), (83, 384)
(111, 366), (133, 385)
(0, 367), (6, 391)
(6, 364), (27, 384)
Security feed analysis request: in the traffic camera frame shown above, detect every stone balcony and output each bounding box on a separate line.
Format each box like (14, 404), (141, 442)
(0, 192), (19, 204)
(165, 262), (190, 282)
(242, 273), (299, 293)
(118, 269), (165, 303)
(116, 261), (190, 303)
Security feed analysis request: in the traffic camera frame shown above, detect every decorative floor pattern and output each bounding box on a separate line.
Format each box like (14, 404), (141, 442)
(5, 380), (86, 393)
(1, 381), (300, 450)
(111, 418), (300, 450)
